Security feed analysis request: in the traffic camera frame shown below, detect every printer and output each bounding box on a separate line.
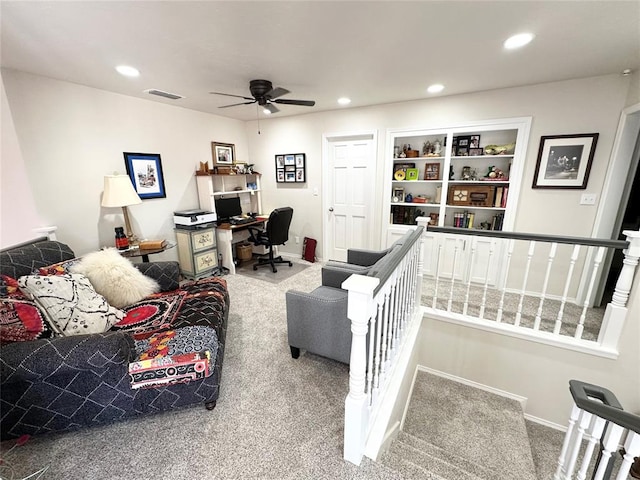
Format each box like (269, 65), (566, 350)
(173, 209), (217, 228)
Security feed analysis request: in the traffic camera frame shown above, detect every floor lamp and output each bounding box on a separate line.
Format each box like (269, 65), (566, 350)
(102, 174), (142, 245)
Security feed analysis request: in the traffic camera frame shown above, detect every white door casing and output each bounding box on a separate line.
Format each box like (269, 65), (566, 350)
(323, 132), (377, 262)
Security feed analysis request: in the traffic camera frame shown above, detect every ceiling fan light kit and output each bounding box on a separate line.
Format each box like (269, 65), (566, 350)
(210, 79), (315, 114)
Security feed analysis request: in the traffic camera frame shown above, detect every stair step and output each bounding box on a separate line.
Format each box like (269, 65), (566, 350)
(382, 437), (483, 480)
(401, 371), (538, 480)
(395, 431), (495, 479)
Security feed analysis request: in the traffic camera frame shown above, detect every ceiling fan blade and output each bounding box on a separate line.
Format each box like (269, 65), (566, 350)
(265, 87), (290, 100)
(272, 98), (316, 107)
(219, 100), (257, 108)
(210, 91), (254, 101)
(263, 103), (279, 114)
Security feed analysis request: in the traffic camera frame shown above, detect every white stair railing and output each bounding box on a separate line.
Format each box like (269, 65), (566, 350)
(555, 380), (640, 480)
(343, 226), (424, 465)
(420, 221), (640, 358)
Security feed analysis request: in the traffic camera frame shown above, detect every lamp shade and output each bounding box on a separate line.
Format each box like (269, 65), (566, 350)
(101, 175), (142, 207)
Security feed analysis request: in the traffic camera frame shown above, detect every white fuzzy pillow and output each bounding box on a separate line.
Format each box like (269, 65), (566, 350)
(70, 248), (159, 308)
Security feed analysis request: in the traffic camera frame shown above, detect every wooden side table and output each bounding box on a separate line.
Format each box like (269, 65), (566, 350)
(121, 243), (174, 263)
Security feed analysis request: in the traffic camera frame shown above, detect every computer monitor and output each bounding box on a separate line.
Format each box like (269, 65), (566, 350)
(215, 196), (242, 222)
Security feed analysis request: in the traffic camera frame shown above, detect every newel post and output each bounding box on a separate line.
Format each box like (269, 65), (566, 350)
(342, 274), (380, 465)
(599, 230), (640, 349)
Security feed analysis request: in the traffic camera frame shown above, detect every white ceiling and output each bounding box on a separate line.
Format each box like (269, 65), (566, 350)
(2, 1), (639, 122)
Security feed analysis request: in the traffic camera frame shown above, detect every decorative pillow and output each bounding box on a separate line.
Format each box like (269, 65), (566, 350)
(0, 298), (50, 344)
(18, 273), (124, 336)
(37, 258), (80, 276)
(113, 290), (187, 339)
(69, 248), (159, 308)
(1, 275), (22, 298)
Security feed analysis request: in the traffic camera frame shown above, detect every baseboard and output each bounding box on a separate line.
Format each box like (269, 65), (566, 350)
(523, 413), (567, 432)
(378, 421), (401, 459)
(416, 366), (528, 409)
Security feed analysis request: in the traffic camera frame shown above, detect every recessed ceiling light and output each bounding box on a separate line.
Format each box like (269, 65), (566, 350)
(504, 33), (534, 50)
(427, 84), (444, 94)
(338, 97), (351, 105)
(263, 108), (272, 115)
(115, 65), (140, 77)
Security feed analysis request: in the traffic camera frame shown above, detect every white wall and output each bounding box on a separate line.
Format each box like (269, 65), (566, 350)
(1, 73), (43, 246)
(247, 74), (632, 259)
(1, 69), (248, 256)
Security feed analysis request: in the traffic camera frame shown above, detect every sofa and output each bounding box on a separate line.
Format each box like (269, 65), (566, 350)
(286, 227), (422, 364)
(0, 239), (229, 440)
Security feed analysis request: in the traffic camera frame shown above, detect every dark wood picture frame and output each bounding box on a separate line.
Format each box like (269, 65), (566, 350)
(424, 163), (440, 180)
(276, 153), (306, 183)
(532, 133), (599, 189)
(211, 142), (235, 166)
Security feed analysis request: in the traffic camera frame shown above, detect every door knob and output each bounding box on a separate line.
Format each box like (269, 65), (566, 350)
(329, 207), (334, 212)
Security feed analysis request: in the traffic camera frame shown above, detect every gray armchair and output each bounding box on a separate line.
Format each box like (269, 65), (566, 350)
(286, 230), (416, 364)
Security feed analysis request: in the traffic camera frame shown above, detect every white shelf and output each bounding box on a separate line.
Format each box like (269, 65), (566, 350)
(445, 205), (506, 211)
(392, 202), (440, 207)
(448, 180), (509, 185)
(392, 180), (442, 184)
(451, 154), (514, 160)
(393, 156), (445, 161)
(213, 189), (260, 196)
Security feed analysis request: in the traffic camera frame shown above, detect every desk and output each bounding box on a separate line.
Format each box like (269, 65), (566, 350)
(216, 218), (266, 274)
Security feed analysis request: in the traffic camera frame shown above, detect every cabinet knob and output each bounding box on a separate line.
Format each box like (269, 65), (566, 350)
(329, 207), (334, 212)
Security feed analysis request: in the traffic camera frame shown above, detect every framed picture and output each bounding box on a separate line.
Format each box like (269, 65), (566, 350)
(456, 147), (469, 156)
(211, 142), (235, 166)
(470, 135), (481, 148)
(469, 148), (484, 156)
(123, 152), (166, 199)
(277, 153), (306, 183)
(406, 168), (419, 181)
(532, 133), (599, 189)
(424, 163), (440, 180)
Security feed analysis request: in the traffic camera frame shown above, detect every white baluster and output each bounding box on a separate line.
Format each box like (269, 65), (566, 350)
(497, 239), (515, 323)
(366, 314), (375, 405)
(380, 292), (390, 374)
(576, 246), (605, 339)
(433, 242), (443, 309)
(388, 282), (397, 354)
(463, 237), (477, 316)
(616, 430), (640, 480)
(555, 403), (581, 480)
(564, 409), (593, 478)
(554, 244), (580, 335)
(592, 422), (624, 480)
(479, 238), (495, 319)
(373, 301), (384, 393)
(611, 230), (640, 307)
(534, 242), (557, 331)
(515, 241), (536, 326)
(576, 415), (606, 480)
(447, 240), (461, 311)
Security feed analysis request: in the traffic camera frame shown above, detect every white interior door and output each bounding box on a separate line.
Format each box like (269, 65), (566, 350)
(323, 133), (376, 262)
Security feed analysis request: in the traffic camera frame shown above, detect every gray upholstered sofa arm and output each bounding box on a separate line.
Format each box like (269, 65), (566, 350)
(286, 287), (352, 364)
(346, 248), (390, 266)
(135, 261), (180, 291)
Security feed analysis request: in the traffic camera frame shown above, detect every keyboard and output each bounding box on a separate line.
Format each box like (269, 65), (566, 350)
(229, 217), (254, 226)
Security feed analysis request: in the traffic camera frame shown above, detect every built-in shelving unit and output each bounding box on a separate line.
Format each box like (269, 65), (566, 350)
(196, 173), (262, 216)
(385, 117), (532, 283)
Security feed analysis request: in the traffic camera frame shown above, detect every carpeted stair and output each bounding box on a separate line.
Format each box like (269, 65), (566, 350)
(381, 370), (538, 480)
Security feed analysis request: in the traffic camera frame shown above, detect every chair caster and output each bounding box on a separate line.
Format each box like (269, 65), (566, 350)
(288, 262), (293, 267)
(205, 401), (217, 410)
(253, 265), (258, 271)
(272, 267), (277, 273)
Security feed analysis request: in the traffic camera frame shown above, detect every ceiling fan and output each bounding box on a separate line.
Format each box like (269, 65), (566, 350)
(210, 79), (315, 114)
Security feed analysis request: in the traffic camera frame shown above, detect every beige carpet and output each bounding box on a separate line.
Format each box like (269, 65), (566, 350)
(234, 256), (311, 284)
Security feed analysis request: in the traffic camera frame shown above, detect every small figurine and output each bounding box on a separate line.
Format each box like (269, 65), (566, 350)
(485, 166), (505, 179)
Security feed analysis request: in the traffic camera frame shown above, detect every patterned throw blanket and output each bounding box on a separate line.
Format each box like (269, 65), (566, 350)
(129, 325), (218, 389)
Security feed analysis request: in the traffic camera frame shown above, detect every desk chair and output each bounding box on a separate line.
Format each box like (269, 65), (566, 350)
(248, 207), (294, 273)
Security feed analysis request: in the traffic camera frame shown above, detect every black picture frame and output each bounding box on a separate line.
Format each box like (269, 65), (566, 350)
(276, 153), (306, 183)
(123, 152), (166, 199)
(532, 133), (599, 189)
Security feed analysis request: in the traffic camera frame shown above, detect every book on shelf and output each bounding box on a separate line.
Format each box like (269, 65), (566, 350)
(453, 210), (475, 229)
(494, 186), (503, 208)
(501, 187), (509, 208)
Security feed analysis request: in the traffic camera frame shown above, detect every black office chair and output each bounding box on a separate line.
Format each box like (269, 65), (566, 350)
(248, 207), (294, 273)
